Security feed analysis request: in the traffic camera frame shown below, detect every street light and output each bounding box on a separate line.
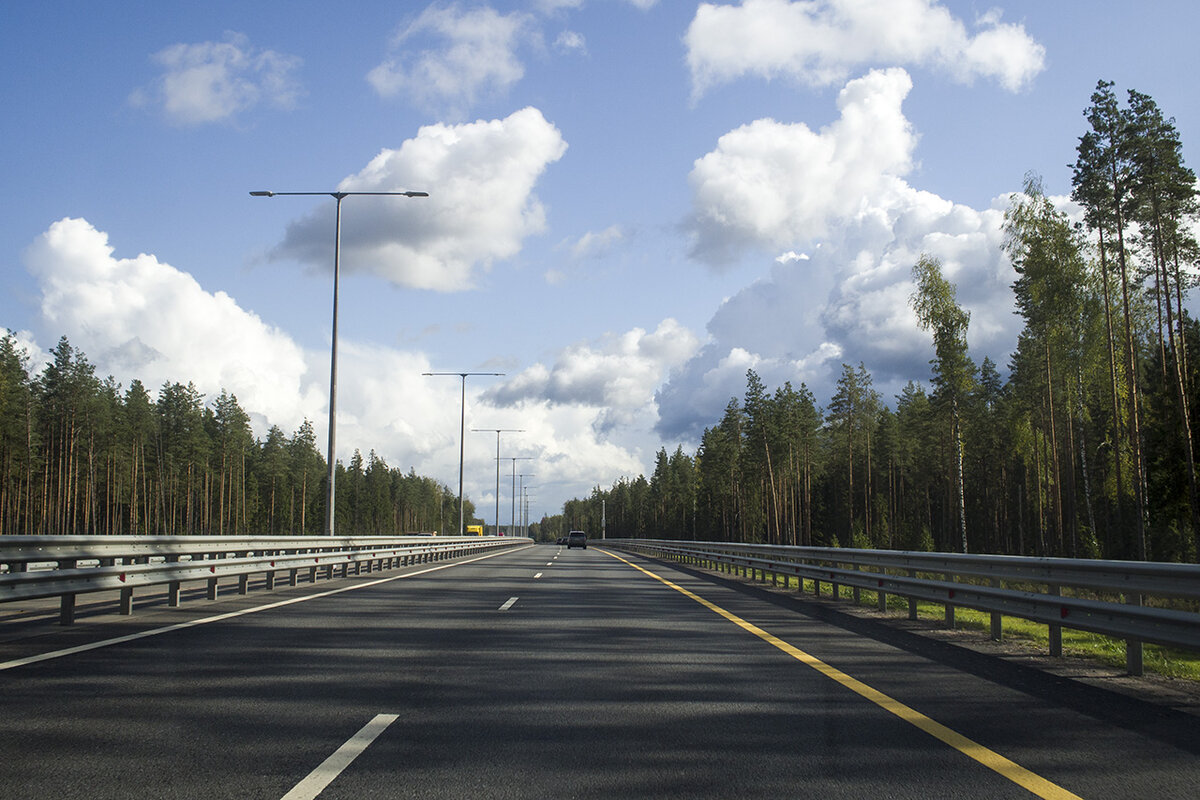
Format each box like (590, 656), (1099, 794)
(518, 473), (535, 537)
(423, 371), (504, 535)
(471, 427), (523, 535)
(251, 188), (428, 536)
(504, 456), (533, 537)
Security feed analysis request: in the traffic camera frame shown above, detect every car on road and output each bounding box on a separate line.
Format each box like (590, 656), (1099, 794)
(556, 536), (566, 546)
(567, 530), (587, 549)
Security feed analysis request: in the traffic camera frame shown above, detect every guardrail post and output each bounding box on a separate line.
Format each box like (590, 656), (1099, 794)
(167, 556), (181, 607)
(907, 569), (918, 619)
(877, 578), (886, 612)
(1126, 593), (1144, 676)
(59, 558), (77, 625)
(990, 578), (1002, 641)
(944, 573), (956, 628)
(1048, 584), (1062, 657)
(120, 586), (133, 615)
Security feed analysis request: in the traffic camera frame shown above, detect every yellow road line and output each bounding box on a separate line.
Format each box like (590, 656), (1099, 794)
(601, 548), (1083, 800)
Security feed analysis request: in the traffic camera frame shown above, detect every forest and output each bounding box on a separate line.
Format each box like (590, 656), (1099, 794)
(0, 332), (474, 538)
(551, 82), (1200, 564)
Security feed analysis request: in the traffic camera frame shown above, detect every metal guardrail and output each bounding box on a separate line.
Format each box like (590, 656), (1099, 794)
(0, 535), (530, 625)
(605, 539), (1200, 676)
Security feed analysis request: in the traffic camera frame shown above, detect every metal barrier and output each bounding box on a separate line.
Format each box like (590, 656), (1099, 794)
(0, 535), (530, 625)
(605, 539), (1200, 676)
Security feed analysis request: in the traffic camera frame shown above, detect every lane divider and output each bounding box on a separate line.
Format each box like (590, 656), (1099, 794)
(281, 713), (398, 800)
(499, 597), (518, 611)
(534, 572), (543, 579)
(600, 548), (1083, 800)
(0, 545), (536, 673)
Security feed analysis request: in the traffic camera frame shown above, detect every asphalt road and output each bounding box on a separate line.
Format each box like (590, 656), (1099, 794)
(1, 543), (1198, 799)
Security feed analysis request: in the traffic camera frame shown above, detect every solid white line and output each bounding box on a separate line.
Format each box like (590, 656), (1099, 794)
(499, 597), (518, 611)
(0, 545), (535, 672)
(281, 713), (398, 800)
(534, 572), (543, 579)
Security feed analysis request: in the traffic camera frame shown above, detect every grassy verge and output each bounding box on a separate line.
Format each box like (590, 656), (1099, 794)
(741, 569), (1200, 681)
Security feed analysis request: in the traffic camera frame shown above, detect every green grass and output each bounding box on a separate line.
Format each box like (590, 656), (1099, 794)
(722, 565), (1200, 681)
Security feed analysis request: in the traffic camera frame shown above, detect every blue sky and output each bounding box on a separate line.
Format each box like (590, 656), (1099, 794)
(3, 1), (1199, 525)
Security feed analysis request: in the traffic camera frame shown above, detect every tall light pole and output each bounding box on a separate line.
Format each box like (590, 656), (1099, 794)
(522, 486), (536, 537)
(251, 189), (428, 536)
(423, 371), (503, 535)
(505, 456), (533, 536)
(471, 428), (522, 535)
(518, 473), (534, 536)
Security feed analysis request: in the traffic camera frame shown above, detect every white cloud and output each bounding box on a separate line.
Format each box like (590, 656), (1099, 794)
(554, 30), (588, 54)
(569, 225), (624, 260)
(131, 32), (302, 125)
(486, 319), (700, 421)
(24, 218), (320, 429)
(271, 107), (568, 291)
(688, 67), (916, 266)
(659, 68), (1021, 438)
(368, 4), (530, 116)
(19, 217), (692, 514)
(685, 0), (1045, 99)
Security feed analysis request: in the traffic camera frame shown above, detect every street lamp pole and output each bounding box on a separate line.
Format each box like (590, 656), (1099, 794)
(424, 372), (503, 535)
(250, 189), (428, 536)
(505, 456), (532, 536)
(472, 428), (522, 535)
(518, 474), (534, 536)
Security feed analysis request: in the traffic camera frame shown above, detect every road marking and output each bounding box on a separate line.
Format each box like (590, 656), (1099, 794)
(499, 597), (518, 611)
(281, 713), (398, 800)
(0, 546), (535, 672)
(600, 548), (1083, 800)
(534, 572), (543, 579)
(546, 562), (553, 566)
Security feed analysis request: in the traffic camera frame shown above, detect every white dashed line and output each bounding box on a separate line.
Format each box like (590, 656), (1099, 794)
(281, 713), (398, 800)
(534, 572), (543, 579)
(499, 597), (518, 611)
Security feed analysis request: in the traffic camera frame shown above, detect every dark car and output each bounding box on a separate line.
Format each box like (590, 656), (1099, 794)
(567, 530), (587, 549)
(556, 536), (566, 546)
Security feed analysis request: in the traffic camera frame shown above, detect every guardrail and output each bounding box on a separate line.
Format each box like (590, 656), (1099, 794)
(1, 535), (530, 625)
(605, 539), (1200, 676)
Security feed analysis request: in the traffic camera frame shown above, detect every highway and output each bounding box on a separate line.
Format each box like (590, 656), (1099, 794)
(1, 543), (1198, 799)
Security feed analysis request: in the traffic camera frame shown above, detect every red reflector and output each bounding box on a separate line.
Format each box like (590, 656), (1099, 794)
(119, 573), (126, 583)
(1061, 607), (1069, 619)
(949, 589), (956, 599)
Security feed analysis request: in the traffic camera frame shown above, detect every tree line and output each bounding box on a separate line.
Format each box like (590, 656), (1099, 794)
(0, 335), (475, 536)
(558, 81), (1200, 563)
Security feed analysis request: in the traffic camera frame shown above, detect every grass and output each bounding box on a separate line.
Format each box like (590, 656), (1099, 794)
(719, 564), (1200, 681)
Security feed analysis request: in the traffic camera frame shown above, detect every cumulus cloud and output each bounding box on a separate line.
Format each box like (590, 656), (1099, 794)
(688, 67), (916, 266)
(368, 4), (530, 116)
(568, 225), (624, 260)
(17, 217), (659, 512)
(685, 0), (1045, 99)
(270, 107), (567, 291)
(660, 68), (1021, 439)
(23, 218), (320, 429)
(554, 30), (588, 54)
(130, 32), (302, 124)
(485, 319), (701, 432)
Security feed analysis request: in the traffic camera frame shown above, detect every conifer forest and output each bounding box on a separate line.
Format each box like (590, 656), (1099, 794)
(557, 82), (1200, 564)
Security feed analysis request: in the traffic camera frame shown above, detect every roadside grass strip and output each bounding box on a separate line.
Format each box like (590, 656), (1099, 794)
(281, 713), (398, 800)
(601, 548), (1083, 800)
(0, 545), (535, 672)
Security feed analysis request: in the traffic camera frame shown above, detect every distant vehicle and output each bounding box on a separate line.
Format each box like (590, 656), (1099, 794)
(556, 536), (567, 546)
(567, 530), (587, 549)
(466, 524), (484, 536)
